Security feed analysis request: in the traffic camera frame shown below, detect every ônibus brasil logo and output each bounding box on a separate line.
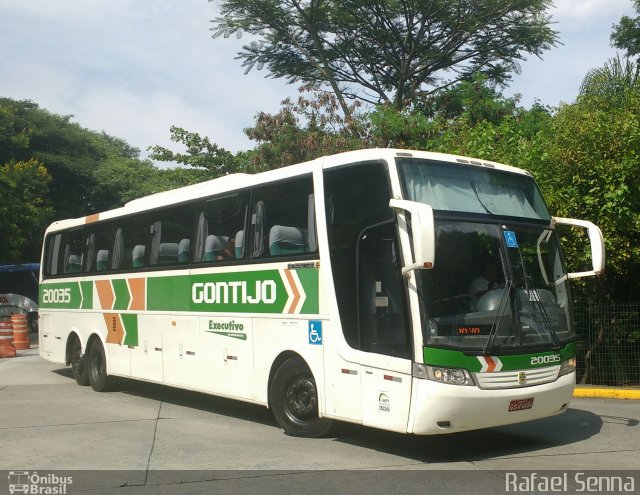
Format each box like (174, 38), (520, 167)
(8, 471), (73, 494)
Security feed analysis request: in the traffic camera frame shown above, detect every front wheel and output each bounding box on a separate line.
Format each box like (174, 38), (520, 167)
(86, 340), (116, 392)
(70, 338), (89, 386)
(269, 358), (333, 438)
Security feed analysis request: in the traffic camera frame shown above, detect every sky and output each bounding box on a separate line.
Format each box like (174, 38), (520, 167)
(0, 0), (637, 164)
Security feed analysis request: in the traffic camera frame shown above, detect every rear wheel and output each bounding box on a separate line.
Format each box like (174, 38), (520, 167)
(269, 358), (333, 437)
(86, 340), (116, 392)
(70, 338), (89, 386)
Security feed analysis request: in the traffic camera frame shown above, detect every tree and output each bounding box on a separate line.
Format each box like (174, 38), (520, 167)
(211, 0), (558, 117)
(0, 98), (205, 221)
(148, 126), (248, 175)
(245, 87), (365, 167)
(534, 68), (640, 301)
(0, 98), (210, 263)
(91, 156), (212, 207)
(580, 55), (640, 106)
(0, 159), (52, 262)
(611, 0), (640, 59)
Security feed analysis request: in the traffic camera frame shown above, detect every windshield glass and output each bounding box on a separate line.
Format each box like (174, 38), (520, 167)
(418, 220), (573, 351)
(398, 158), (551, 221)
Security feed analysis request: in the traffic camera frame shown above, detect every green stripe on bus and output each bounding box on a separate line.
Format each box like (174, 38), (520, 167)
(148, 271), (288, 313)
(121, 314), (138, 346)
(297, 269), (319, 314)
(40, 267), (320, 315)
(423, 342), (576, 372)
(40, 282), (82, 309)
(80, 281), (93, 309)
(112, 279), (130, 310)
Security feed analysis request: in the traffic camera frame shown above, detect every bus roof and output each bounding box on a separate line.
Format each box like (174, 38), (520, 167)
(43, 148), (532, 233)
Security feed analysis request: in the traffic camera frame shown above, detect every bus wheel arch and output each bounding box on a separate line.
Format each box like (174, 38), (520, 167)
(66, 332), (89, 386)
(85, 334), (116, 392)
(268, 352), (333, 438)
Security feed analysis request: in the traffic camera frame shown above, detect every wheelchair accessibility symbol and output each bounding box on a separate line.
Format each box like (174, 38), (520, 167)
(503, 230), (519, 249)
(308, 321), (323, 345)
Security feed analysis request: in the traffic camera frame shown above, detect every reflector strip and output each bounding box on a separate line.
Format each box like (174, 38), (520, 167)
(384, 375), (402, 382)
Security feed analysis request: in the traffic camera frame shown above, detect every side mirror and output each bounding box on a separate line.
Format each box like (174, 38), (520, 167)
(389, 199), (435, 274)
(552, 217), (605, 279)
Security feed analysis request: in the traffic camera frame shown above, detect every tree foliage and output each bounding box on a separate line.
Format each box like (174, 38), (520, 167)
(0, 98), (206, 263)
(539, 63), (640, 300)
(245, 87), (365, 168)
(148, 126), (249, 175)
(0, 159), (52, 262)
(580, 55), (640, 106)
(211, 0), (558, 115)
(611, 0), (640, 60)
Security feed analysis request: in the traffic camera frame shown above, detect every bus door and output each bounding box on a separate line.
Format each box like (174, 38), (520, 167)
(323, 162), (413, 432)
(356, 222), (413, 432)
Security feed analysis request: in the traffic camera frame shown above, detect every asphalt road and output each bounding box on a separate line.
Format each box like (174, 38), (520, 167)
(1, 347), (639, 494)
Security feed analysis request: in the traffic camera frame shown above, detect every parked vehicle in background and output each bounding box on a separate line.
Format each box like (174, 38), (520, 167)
(0, 263), (39, 332)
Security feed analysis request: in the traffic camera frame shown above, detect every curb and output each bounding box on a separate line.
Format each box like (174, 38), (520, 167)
(573, 387), (640, 400)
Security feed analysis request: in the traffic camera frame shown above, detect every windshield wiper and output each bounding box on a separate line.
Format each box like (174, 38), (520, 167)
(482, 277), (513, 355)
(517, 246), (561, 347)
(528, 286), (561, 347)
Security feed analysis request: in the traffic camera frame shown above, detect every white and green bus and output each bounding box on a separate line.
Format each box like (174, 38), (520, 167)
(39, 149), (604, 437)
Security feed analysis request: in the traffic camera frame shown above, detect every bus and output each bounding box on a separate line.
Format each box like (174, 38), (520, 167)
(0, 263), (40, 331)
(38, 149), (604, 437)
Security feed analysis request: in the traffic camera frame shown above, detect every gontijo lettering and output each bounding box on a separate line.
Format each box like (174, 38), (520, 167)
(192, 280), (277, 305)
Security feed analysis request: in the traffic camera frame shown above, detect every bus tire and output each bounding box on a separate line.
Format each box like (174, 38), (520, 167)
(87, 340), (116, 392)
(70, 338), (89, 386)
(269, 358), (333, 438)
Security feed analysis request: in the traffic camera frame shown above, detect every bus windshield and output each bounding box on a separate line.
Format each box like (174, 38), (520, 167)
(416, 219), (573, 352)
(398, 157), (551, 221)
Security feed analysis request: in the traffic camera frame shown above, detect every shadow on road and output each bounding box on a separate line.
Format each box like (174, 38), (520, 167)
(51, 367), (610, 463)
(332, 407), (605, 463)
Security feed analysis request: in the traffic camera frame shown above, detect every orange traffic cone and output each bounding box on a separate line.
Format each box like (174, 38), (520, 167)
(0, 319), (16, 358)
(11, 313), (30, 350)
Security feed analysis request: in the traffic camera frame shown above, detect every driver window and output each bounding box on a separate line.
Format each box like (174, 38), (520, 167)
(357, 223), (411, 358)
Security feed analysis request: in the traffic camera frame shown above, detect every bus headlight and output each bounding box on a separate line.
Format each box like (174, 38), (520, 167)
(558, 357), (576, 377)
(413, 363), (475, 386)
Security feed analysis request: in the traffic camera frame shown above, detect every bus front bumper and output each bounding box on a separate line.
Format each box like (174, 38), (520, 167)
(409, 372), (575, 435)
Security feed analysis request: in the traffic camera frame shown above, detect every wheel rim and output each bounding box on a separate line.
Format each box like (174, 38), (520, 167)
(284, 374), (317, 423)
(89, 347), (102, 382)
(71, 344), (83, 377)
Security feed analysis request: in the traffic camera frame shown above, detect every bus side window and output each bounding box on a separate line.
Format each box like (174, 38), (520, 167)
(111, 217), (150, 270)
(62, 228), (84, 275)
(148, 204), (194, 267)
(249, 175), (315, 259)
(357, 223), (410, 358)
(194, 193), (248, 263)
(44, 233), (63, 277)
(85, 224), (112, 273)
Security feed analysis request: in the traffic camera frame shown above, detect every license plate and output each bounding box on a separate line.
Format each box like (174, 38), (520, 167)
(508, 398), (534, 412)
